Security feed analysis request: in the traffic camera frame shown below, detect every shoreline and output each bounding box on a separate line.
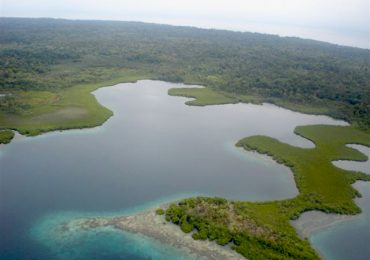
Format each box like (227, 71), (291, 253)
(2, 78), (364, 149)
(291, 181), (368, 240)
(61, 205), (244, 260)
(290, 210), (356, 239)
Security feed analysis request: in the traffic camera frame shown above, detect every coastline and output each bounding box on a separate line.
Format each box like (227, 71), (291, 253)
(1, 77), (366, 148)
(61, 205), (244, 260)
(290, 210), (356, 239)
(3, 81), (369, 259)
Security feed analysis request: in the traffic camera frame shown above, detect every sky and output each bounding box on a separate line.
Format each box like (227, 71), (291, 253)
(1, 0), (369, 48)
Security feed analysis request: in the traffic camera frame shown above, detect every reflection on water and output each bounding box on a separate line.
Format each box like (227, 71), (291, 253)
(0, 80), (352, 259)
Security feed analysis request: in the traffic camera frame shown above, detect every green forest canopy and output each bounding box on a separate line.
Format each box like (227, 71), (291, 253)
(0, 17), (369, 129)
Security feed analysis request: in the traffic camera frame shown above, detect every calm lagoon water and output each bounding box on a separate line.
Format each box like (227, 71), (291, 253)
(309, 144), (370, 260)
(0, 80), (366, 259)
(332, 145), (370, 174)
(310, 181), (370, 260)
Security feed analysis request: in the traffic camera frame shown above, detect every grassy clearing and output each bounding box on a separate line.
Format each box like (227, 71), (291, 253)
(165, 125), (370, 259)
(1, 71), (368, 258)
(0, 81), (261, 142)
(0, 129), (14, 144)
(0, 78), (364, 144)
(3, 18), (369, 129)
(0, 69), (150, 136)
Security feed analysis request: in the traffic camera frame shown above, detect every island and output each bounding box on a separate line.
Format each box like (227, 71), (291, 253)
(56, 117), (369, 259)
(1, 18), (369, 259)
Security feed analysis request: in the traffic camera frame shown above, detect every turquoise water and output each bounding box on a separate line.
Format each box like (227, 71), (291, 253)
(0, 80), (359, 259)
(32, 218), (192, 260)
(30, 197), (202, 260)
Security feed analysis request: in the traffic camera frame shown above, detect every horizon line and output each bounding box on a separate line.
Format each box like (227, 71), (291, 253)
(1, 16), (369, 50)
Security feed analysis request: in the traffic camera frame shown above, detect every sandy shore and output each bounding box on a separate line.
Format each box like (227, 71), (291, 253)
(291, 210), (356, 239)
(61, 206), (245, 260)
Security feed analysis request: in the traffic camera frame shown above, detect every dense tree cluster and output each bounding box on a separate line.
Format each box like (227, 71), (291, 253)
(165, 197), (319, 259)
(164, 125), (370, 259)
(0, 18), (369, 128)
(0, 129), (14, 144)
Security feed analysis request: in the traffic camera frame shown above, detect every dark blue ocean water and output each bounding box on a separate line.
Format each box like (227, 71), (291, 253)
(1, 80), (365, 259)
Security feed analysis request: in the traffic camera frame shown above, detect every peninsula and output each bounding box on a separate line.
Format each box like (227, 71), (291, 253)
(57, 123), (370, 259)
(1, 18), (369, 143)
(1, 18), (369, 259)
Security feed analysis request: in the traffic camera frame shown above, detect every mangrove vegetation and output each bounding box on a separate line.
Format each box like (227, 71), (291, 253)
(164, 125), (370, 259)
(1, 17), (370, 141)
(0, 129), (14, 144)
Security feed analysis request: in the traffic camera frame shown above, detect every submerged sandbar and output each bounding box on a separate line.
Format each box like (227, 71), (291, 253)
(59, 206), (244, 260)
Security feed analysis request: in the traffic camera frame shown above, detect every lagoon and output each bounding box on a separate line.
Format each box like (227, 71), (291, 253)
(0, 80), (361, 259)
